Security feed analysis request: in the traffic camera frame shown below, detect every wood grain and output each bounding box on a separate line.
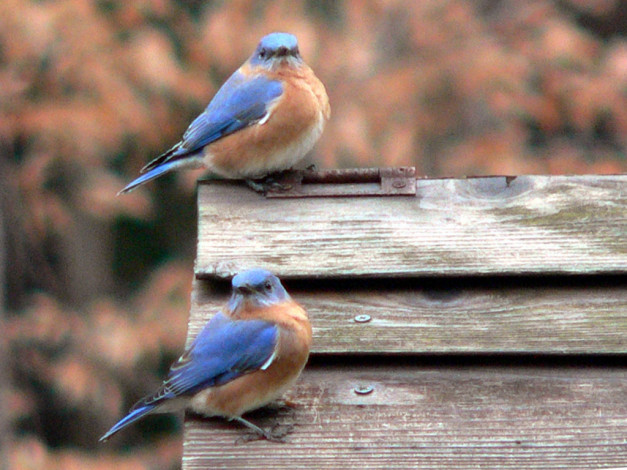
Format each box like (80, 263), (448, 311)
(187, 171), (627, 469)
(183, 365), (627, 470)
(195, 175), (627, 279)
(189, 279), (627, 354)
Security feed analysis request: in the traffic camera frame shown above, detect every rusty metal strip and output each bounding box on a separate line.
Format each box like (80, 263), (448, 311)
(265, 167), (417, 198)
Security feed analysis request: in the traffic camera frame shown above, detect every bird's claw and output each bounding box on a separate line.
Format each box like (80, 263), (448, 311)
(245, 172), (295, 194)
(245, 179), (269, 193)
(267, 423), (294, 442)
(235, 423), (293, 444)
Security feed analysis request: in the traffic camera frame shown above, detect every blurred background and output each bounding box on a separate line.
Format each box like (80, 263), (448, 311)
(1, 0), (626, 468)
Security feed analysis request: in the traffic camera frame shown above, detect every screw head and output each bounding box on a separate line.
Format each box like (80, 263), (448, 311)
(354, 385), (374, 395)
(354, 314), (371, 323)
(392, 179), (406, 189)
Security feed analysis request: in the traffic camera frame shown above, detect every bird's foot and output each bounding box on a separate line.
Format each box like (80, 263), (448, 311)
(235, 423), (293, 445)
(245, 178), (269, 193)
(245, 171), (296, 194)
(232, 416), (293, 444)
(267, 422), (294, 441)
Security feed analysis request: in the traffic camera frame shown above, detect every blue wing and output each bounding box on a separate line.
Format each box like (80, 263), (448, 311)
(100, 313), (278, 441)
(136, 312), (278, 406)
(143, 72), (283, 172)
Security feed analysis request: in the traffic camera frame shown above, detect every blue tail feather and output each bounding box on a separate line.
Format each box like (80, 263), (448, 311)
(99, 404), (156, 442)
(117, 160), (180, 194)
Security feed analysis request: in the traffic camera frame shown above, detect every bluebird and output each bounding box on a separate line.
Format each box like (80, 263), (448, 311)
(100, 269), (312, 442)
(119, 32), (330, 194)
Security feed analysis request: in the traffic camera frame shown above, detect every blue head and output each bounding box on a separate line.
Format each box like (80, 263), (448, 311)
(249, 32), (302, 69)
(228, 268), (290, 312)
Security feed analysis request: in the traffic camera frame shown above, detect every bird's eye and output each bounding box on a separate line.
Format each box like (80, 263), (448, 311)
(264, 281), (273, 291)
(259, 48), (267, 59)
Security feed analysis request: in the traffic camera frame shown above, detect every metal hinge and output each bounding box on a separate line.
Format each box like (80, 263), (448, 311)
(265, 167), (417, 198)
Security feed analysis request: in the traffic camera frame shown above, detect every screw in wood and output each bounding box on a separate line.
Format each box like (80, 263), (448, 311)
(354, 385), (374, 395)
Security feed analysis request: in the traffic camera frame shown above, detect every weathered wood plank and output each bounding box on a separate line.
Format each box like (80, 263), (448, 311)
(195, 175), (627, 279)
(189, 279), (627, 354)
(183, 365), (627, 470)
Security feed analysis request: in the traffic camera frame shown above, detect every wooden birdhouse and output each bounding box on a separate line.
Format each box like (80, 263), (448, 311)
(184, 168), (627, 469)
